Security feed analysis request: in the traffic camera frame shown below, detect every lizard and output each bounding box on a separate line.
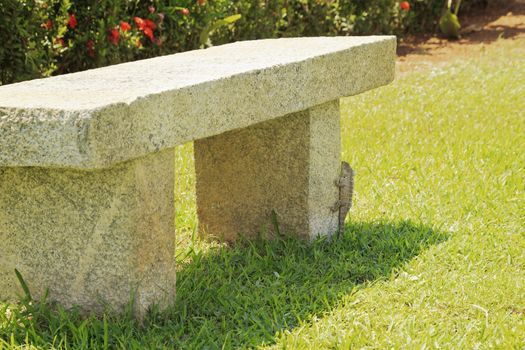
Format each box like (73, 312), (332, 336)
(330, 161), (354, 237)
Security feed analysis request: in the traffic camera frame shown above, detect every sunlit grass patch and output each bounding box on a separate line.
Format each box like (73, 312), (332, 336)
(1, 38), (524, 349)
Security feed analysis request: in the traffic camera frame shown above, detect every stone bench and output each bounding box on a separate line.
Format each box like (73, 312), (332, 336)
(0, 36), (395, 317)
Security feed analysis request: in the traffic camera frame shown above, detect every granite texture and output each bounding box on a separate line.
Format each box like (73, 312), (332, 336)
(0, 149), (176, 317)
(0, 36), (396, 169)
(0, 37), (397, 316)
(194, 100), (340, 241)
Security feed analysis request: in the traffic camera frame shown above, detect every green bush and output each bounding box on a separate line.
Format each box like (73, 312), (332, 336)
(0, 0), (236, 84)
(0, 0), (489, 85)
(0, 0), (49, 84)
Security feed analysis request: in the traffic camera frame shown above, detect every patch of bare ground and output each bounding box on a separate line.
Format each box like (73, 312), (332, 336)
(396, 0), (525, 75)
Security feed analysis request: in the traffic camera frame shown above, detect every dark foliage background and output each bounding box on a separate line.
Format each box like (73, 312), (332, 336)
(0, 0), (498, 85)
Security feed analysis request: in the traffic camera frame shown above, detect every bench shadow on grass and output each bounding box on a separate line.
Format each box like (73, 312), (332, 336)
(145, 219), (449, 349)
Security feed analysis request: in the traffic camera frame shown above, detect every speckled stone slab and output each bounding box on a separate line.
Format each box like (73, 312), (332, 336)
(0, 36), (395, 169)
(0, 149), (176, 317)
(195, 100), (341, 241)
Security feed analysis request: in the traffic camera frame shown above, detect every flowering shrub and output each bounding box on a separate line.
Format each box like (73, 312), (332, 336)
(400, 1), (411, 11)
(0, 0), (237, 84)
(0, 0), (495, 85)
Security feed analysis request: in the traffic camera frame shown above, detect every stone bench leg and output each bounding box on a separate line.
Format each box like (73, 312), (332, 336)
(0, 149), (176, 318)
(194, 100), (341, 241)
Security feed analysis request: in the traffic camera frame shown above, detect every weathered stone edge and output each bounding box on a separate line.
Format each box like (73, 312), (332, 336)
(0, 36), (396, 169)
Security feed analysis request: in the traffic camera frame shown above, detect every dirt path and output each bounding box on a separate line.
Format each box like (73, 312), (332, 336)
(396, 0), (525, 75)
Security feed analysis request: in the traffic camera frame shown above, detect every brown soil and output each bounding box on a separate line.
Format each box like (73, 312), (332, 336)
(396, 0), (525, 75)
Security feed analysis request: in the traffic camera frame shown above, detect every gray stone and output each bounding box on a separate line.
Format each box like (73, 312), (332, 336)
(0, 149), (176, 317)
(0, 36), (396, 169)
(195, 100), (340, 241)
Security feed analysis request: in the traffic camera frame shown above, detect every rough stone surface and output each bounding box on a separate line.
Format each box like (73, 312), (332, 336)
(0, 36), (396, 169)
(194, 100), (340, 241)
(0, 37), (397, 315)
(0, 149), (176, 316)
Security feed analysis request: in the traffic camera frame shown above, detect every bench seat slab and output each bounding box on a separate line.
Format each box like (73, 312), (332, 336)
(195, 100), (341, 241)
(0, 149), (176, 316)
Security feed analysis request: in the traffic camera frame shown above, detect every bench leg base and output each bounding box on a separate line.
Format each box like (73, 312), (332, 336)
(0, 149), (176, 318)
(194, 100), (341, 241)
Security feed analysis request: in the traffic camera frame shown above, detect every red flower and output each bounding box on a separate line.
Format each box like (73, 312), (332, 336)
(400, 1), (410, 11)
(68, 13), (77, 29)
(86, 40), (95, 57)
(144, 19), (156, 30)
(108, 28), (120, 45)
(143, 27), (154, 40)
(180, 8), (189, 16)
(134, 16), (146, 30)
(134, 16), (157, 41)
(148, 6), (156, 13)
(56, 37), (66, 47)
(43, 19), (53, 30)
(120, 21), (131, 32)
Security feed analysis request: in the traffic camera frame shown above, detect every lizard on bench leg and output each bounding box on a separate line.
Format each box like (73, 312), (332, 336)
(330, 161), (355, 237)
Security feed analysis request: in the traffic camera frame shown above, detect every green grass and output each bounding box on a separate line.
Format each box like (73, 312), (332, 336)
(2, 38), (525, 349)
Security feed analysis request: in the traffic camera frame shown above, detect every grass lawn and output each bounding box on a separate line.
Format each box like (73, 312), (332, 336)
(1, 37), (524, 349)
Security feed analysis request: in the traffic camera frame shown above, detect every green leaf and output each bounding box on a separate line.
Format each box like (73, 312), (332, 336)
(221, 14), (242, 24)
(439, 9), (461, 39)
(14, 268), (32, 302)
(199, 14), (242, 47)
(271, 209), (282, 237)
